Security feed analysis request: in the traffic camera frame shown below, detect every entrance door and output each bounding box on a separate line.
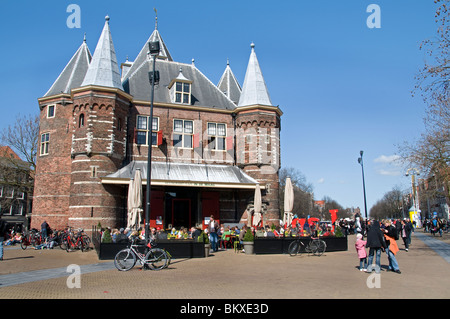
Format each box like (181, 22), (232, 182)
(201, 192), (220, 228)
(172, 199), (191, 228)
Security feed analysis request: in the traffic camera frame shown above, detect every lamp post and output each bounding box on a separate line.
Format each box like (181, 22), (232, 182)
(358, 150), (368, 221)
(145, 40), (160, 245)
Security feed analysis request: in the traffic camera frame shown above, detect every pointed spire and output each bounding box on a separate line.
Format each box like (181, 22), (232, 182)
(81, 15), (123, 90)
(237, 43), (272, 107)
(217, 59), (242, 105)
(121, 29), (173, 81)
(44, 36), (92, 97)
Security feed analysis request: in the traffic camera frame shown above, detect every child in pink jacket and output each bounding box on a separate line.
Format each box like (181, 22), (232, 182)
(355, 233), (368, 271)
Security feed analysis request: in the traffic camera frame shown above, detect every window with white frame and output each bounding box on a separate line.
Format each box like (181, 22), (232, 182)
(207, 123), (226, 150)
(40, 133), (50, 155)
(173, 119), (193, 148)
(47, 105), (55, 118)
(136, 115), (159, 146)
(175, 82), (191, 104)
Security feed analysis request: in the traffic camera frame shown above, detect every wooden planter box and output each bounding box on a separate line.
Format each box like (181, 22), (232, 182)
(254, 236), (348, 254)
(93, 238), (206, 260)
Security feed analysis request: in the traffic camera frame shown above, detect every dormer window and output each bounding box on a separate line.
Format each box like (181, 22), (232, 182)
(169, 67), (192, 105)
(175, 82), (191, 104)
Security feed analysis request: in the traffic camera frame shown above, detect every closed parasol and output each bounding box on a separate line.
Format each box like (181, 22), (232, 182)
(127, 168), (143, 230)
(252, 184), (262, 227)
(283, 177), (294, 227)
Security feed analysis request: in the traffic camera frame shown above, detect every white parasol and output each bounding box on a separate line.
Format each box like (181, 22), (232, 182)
(252, 184), (262, 227)
(127, 168), (143, 230)
(283, 177), (294, 227)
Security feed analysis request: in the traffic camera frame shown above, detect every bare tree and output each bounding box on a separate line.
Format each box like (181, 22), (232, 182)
(279, 167), (314, 218)
(0, 113), (39, 201)
(370, 187), (407, 220)
(0, 113), (39, 171)
(401, 0), (450, 205)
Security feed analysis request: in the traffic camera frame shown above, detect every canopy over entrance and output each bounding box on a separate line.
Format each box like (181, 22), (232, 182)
(101, 161), (264, 190)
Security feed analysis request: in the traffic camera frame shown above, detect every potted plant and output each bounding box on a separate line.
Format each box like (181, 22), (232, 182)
(242, 228), (255, 255)
(197, 231), (211, 257)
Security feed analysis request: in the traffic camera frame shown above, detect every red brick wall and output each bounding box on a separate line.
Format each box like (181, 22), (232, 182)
(32, 97), (73, 230)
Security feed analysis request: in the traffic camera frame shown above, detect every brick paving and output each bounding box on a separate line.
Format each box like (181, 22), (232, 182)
(0, 232), (449, 300)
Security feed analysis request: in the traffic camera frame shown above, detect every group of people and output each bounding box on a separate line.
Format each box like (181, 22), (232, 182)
(423, 217), (448, 236)
(355, 218), (414, 274)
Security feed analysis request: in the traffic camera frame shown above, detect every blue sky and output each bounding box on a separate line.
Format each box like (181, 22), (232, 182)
(0, 1), (438, 214)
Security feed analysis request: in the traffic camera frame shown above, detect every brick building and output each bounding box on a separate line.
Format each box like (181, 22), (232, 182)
(32, 17), (282, 232)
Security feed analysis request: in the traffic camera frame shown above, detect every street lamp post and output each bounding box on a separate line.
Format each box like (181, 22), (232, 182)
(358, 151), (368, 221)
(145, 40), (160, 245)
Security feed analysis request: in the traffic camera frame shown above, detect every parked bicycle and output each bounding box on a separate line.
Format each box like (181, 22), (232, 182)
(114, 237), (169, 271)
(288, 236), (327, 257)
(20, 230), (41, 250)
(66, 229), (89, 252)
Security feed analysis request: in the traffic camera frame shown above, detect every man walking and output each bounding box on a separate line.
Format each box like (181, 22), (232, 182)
(207, 215), (219, 252)
(41, 220), (49, 239)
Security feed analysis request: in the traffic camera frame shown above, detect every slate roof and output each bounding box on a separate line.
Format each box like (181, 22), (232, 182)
(217, 60), (242, 105)
(124, 57), (237, 111)
(81, 16), (123, 90)
(238, 43), (273, 107)
(44, 38), (92, 97)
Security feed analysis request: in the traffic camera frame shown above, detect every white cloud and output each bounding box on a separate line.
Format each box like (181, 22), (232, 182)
(377, 169), (401, 176)
(374, 155), (402, 176)
(317, 178), (325, 184)
(374, 155), (401, 164)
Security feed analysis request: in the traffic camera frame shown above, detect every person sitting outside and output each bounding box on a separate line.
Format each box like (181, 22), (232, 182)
(220, 227), (232, 249)
(6, 232), (22, 246)
(111, 228), (120, 243)
(115, 228), (129, 243)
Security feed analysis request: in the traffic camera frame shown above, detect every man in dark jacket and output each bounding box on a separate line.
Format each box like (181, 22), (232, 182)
(365, 220), (386, 273)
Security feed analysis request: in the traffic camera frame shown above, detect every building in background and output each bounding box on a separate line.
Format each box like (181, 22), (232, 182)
(0, 146), (33, 231)
(32, 17), (282, 232)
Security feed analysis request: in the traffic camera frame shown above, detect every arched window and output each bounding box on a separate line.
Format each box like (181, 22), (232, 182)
(79, 114), (85, 128)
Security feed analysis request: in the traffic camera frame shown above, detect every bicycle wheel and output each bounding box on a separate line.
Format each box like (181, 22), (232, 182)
(21, 240), (28, 250)
(145, 248), (168, 270)
(164, 250), (172, 267)
(60, 239), (67, 250)
(310, 240), (327, 256)
(79, 239), (87, 252)
(66, 238), (74, 252)
(288, 240), (300, 256)
(82, 234), (91, 250)
(114, 249), (137, 271)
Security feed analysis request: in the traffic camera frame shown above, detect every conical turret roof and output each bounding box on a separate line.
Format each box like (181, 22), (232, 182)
(81, 16), (123, 90)
(238, 43), (272, 107)
(217, 59), (242, 105)
(44, 37), (92, 97)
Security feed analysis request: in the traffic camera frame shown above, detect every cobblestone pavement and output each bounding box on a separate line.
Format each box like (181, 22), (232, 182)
(0, 232), (449, 300)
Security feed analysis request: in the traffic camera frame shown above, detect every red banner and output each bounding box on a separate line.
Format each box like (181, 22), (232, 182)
(329, 209), (338, 231)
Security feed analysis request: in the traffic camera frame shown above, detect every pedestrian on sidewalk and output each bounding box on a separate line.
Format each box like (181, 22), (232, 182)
(401, 219), (412, 251)
(355, 233), (367, 271)
(365, 220), (386, 274)
(382, 220), (401, 274)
